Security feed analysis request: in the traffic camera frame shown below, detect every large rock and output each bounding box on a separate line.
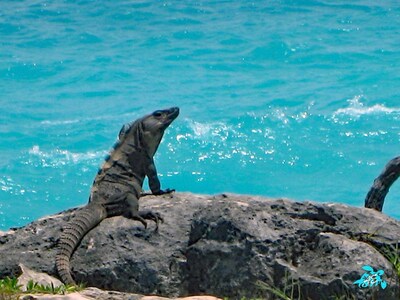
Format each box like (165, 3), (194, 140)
(0, 193), (399, 299)
(16, 265), (220, 300)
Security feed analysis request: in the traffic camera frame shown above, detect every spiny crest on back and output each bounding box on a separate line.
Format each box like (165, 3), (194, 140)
(95, 119), (142, 177)
(110, 118), (143, 154)
(118, 118), (144, 146)
(118, 121), (134, 141)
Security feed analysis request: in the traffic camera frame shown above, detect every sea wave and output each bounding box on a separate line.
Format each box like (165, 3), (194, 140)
(0, 176), (33, 196)
(27, 145), (105, 167)
(40, 119), (80, 125)
(185, 119), (236, 141)
(332, 95), (400, 118)
(39, 112), (149, 127)
(172, 118), (278, 165)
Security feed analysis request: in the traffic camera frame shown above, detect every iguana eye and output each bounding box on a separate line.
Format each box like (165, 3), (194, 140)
(153, 110), (163, 117)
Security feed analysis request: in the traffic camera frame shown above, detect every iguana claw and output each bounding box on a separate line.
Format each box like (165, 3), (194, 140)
(153, 188), (175, 195)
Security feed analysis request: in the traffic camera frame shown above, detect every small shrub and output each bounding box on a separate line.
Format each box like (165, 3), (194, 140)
(0, 276), (84, 297)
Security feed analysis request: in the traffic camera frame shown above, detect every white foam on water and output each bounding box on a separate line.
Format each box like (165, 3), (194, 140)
(40, 119), (80, 125)
(28, 145), (105, 167)
(0, 176), (32, 196)
(39, 112), (147, 127)
(333, 95), (400, 118)
(185, 119), (237, 142)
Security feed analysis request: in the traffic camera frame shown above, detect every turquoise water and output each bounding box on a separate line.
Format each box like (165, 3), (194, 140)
(1, 0), (400, 230)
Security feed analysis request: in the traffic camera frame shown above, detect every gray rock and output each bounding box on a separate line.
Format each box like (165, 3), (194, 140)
(80, 288), (221, 300)
(0, 229), (14, 236)
(16, 268), (221, 300)
(21, 287), (222, 300)
(0, 193), (399, 299)
(18, 264), (63, 291)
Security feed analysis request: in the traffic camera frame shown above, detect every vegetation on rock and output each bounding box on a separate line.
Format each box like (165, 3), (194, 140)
(0, 276), (84, 299)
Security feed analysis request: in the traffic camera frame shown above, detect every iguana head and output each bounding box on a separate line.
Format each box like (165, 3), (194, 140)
(144, 107), (180, 131)
(141, 107), (180, 156)
(119, 107), (179, 157)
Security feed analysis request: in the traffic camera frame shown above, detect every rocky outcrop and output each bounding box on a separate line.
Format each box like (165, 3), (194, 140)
(20, 287), (221, 300)
(16, 266), (221, 300)
(0, 193), (399, 299)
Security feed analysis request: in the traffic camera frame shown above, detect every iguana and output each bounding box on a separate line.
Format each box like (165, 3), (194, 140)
(55, 107), (179, 285)
(365, 156), (400, 212)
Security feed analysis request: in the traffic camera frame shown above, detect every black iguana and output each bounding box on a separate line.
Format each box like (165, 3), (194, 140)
(365, 156), (400, 212)
(55, 107), (179, 285)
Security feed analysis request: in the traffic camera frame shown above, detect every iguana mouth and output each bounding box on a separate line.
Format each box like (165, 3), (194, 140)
(163, 107), (180, 127)
(167, 106), (180, 121)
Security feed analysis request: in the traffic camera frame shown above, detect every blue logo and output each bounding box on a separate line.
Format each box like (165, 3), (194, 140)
(353, 265), (387, 289)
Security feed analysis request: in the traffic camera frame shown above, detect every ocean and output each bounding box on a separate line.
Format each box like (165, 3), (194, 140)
(1, 0), (400, 230)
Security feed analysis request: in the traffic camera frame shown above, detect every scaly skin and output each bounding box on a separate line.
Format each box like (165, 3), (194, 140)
(56, 107), (179, 285)
(365, 156), (400, 212)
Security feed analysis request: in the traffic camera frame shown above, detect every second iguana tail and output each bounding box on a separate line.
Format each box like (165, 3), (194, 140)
(56, 203), (107, 285)
(365, 156), (400, 212)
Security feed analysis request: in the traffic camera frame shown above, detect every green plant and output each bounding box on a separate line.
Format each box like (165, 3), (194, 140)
(0, 277), (22, 294)
(351, 224), (400, 285)
(0, 276), (84, 297)
(256, 280), (300, 300)
(0, 277), (22, 300)
(378, 243), (400, 280)
(255, 271), (301, 300)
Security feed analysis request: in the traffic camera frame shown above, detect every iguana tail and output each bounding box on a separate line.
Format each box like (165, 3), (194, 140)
(56, 204), (106, 285)
(365, 156), (400, 212)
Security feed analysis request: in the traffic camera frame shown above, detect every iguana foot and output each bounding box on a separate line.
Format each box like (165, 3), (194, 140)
(153, 188), (175, 195)
(131, 214), (148, 229)
(140, 188), (175, 197)
(139, 210), (164, 231)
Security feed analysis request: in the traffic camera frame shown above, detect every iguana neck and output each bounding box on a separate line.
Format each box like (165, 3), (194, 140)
(94, 133), (148, 187)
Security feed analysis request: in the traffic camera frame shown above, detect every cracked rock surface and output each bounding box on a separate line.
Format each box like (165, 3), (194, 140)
(0, 192), (399, 299)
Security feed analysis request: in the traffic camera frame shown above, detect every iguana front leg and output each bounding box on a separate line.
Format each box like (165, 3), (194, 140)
(145, 156), (175, 196)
